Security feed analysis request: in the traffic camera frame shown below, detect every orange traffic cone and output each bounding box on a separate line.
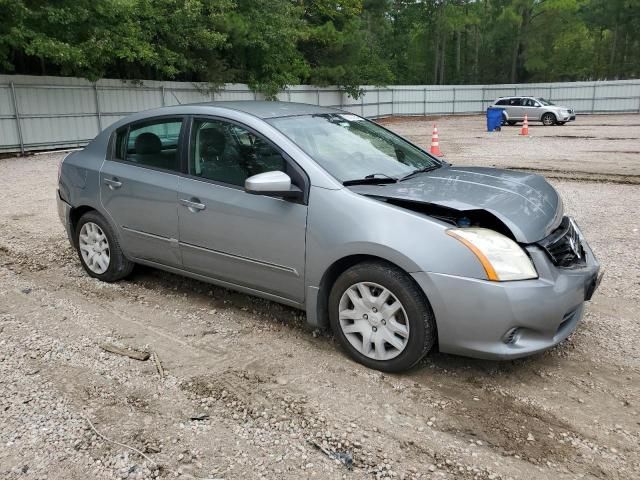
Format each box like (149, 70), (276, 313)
(520, 114), (529, 136)
(430, 124), (443, 156)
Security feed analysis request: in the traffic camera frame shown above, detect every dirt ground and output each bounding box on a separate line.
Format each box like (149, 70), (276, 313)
(1, 114), (639, 480)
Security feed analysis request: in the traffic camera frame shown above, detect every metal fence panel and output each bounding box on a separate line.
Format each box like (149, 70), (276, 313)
(1, 74), (639, 153)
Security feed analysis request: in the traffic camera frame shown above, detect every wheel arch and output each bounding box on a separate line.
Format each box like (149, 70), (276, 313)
(542, 111), (557, 124)
(69, 205), (98, 244)
(310, 254), (426, 331)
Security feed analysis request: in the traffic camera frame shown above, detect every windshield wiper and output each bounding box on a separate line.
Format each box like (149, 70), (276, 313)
(343, 173), (398, 186)
(398, 164), (442, 182)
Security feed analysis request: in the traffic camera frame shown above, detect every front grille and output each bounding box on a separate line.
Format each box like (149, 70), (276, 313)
(538, 217), (586, 267)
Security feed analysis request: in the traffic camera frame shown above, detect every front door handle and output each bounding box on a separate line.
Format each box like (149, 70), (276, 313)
(180, 198), (206, 212)
(104, 177), (122, 189)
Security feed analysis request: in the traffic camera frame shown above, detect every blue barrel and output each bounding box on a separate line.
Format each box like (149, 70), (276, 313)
(486, 107), (504, 132)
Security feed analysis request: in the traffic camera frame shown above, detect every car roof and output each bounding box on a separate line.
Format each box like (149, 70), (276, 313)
(189, 101), (341, 119)
(496, 96), (539, 99)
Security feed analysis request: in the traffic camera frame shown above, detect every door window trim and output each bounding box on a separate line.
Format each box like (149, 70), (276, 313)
(184, 115), (311, 205)
(107, 115), (188, 175)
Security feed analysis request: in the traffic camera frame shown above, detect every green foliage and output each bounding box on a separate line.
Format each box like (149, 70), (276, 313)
(1, 0), (638, 96)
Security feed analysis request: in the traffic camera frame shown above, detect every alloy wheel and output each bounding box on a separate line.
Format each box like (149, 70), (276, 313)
(78, 222), (110, 274)
(338, 282), (410, 361)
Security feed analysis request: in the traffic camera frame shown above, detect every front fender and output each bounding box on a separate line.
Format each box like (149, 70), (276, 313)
(305, 186), (487, 289)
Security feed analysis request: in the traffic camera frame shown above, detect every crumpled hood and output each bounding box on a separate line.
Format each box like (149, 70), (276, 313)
(348, 166), (563, 243)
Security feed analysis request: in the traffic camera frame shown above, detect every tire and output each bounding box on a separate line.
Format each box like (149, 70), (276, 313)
(507, 120), (518, 126)
(75, 211), (134, 282)
(541, 112), (556, 126)
(328, 261), (437, 372)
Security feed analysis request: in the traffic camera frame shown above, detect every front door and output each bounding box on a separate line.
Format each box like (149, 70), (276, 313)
(177, 117), (307, 303)
(521, 98), (542, 120)
(506, 97), (525, 120)
(100, 117), (185, 267)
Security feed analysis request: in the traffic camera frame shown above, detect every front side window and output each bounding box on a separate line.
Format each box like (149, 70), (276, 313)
(190, 119), (287, 186)
(268, 114), (440, 182)
(115, 119), (183, 172)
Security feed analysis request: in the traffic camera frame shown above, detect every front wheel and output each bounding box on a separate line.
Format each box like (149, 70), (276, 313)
(541, 112), (556, 126)
(75, 211), (134, 282)
(328, 261), (437, 372)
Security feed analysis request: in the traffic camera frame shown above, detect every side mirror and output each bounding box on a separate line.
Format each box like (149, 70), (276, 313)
(245, 171), (302, 200)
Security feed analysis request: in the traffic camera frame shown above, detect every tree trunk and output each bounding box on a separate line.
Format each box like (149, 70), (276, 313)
(511, 18), (522, 83)
(473, 26), (480, 82)
(439, 34), (447, 84)
(433, 34), (440, 84)
(609, 24), (618, 78)
(456, 30), (461, 79)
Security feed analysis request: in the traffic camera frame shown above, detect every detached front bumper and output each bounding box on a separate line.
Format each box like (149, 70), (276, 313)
(412, 224), (601, 360)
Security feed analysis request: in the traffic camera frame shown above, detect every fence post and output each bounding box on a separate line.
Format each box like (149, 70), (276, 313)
(316, 88), (320, 106)
(93, 83), (103, 132)
(377, 89), (380, 117)
(591, 84), (597, 114)
(160, 86), (166, 106)
(452, 87), (456, 114)
(361, 91), (365, 116)
(481, 87), (486, 113)
(423, 87), (427, 115)
(391, 89), (394, 116)
(9, 82), (25, 155)
(287, 88), (291, 102)
(549, 85), (553, 102)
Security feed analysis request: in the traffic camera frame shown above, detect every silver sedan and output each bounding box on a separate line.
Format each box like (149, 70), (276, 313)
(57, 101), (601, 371)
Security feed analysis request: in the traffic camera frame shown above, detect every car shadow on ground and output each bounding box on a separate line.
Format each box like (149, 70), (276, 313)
(126, 263), (560, 381)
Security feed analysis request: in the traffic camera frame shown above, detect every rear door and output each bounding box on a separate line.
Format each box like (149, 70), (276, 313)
(100, 117), (185, 267)
(177, 117), (308, 303)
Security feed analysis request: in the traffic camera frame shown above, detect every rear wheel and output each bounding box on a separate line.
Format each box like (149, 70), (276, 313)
(75, 211), (134, 282)
(541, 112), (556, 126)
(328, 261), (436, 372)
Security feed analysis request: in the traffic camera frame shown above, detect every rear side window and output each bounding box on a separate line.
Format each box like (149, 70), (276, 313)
(508, 98), (521, 106)
(495, 99), (508, 105)
(114, 119), (183, 172)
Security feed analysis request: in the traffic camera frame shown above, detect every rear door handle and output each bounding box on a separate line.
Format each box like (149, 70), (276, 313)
(104, 177), (122, 189)
(180, 198), (206, 212)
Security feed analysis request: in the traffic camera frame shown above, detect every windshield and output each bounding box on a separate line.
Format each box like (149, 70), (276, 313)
(268, 113), (441, 182)
(536, 98), (555, 106)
